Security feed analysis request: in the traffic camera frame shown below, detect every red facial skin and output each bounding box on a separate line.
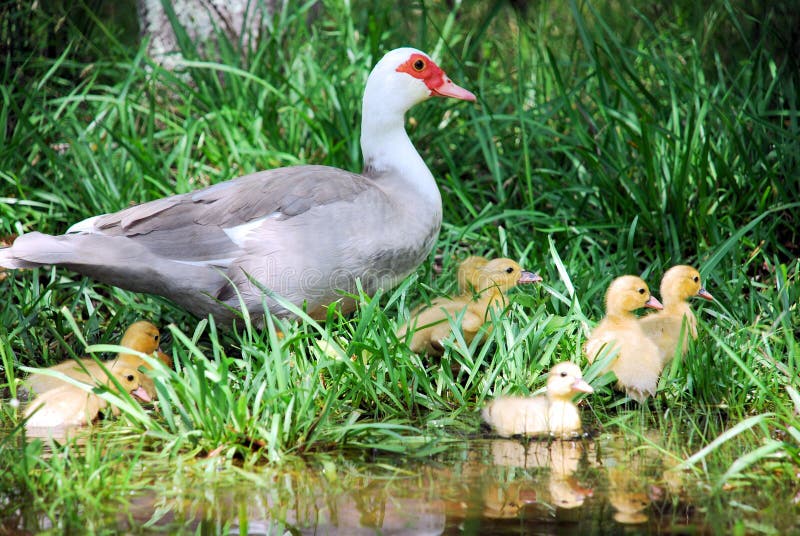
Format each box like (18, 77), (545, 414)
(396, 53), (476, 101)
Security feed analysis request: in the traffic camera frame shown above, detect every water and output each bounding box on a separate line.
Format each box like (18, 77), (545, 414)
(6, 435), (713, 534)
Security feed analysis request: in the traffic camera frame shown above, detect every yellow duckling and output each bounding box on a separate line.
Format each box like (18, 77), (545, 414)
(584, 275), (663, 402)
(116, 320), (173, 369)
(482, 362), (594, 438)
(397, 258), (541, 355)
(639, 265), (714, 366)
(24, 366), (151, 428)
(26, 320), (171, 399)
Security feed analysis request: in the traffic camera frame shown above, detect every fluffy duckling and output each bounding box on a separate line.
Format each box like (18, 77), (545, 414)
(24, 366), (151, 428)
(639, 265), (714, 366)
(482, 362), (594, 438)
(585, 275), (663, 403)
(397, 258), (541, 355)
(26, 320), (171, 399)
(116, 320), (173, 369)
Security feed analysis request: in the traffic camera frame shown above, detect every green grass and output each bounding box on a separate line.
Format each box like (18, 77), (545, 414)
(1, 0), (799, 532)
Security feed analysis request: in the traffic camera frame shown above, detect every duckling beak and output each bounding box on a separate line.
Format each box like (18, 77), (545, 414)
(572, 378), (594, 393)
(518, 271), (543, 284)
(131, 386), (152, 403)
(697, 287), (714, 301)
(644, 296), (663, 310)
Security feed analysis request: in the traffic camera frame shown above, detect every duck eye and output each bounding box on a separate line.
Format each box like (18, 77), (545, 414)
(638, 288), (645, 294)
(154, 334), (159, 341)
(693, 276), (699, 283)
(413, 59), (425, 71)
(505, 267), (514, 274)
(126, 374), (134, 382)
(560, 371), (568, 377)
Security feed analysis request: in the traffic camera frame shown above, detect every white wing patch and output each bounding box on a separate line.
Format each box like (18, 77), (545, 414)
(67, 215), (102, 234)
(173, 257), (236, 267)
(222, 215), (276, 247)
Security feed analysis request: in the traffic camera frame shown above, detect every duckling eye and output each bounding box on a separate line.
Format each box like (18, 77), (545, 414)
(560, 371), (568, 377)
(505, 267), (515, 274)
(154, 334), (159, 341)
(638, 288), (645, 294)
(126, 374), (134, 382)
(413, 59), (425, 71)
(693, 276), (699, 283)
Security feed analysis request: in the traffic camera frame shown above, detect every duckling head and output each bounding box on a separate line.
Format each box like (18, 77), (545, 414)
(660, 265), (714, 304)
(605, 275), (663, 316)
(119, 320), (172, 367)
(111, 367), (152, 403)
(457, 256), (489, 291)
(546, 362), (594, 400)
(120, 320), (162, 354)
(472, 258), (543, 293)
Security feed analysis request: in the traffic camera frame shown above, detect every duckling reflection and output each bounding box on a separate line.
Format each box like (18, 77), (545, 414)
(480, 439), (595, 517)
(608, 466), (650, 524)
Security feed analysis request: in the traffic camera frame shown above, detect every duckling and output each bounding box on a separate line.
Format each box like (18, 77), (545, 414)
(116, 320), (173, 369)
(397, 258), (541, 355)
(24, 366), (151, 428)
(26, 321), (171, 399)
(584, 275), (663, 403)
(639, 265), (714, 366)
(482, 362), (594, 438)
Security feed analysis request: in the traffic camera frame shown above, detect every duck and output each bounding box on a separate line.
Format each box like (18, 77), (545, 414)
(26, 320), (171, 399)
(117, 320), (173, 369)
(481, 362), (594, 438)
(639, 265), (714, 366)
(584, 275), (663, 403)
(397, 258), (541, 355)
(24, 366), (151, 428)
(0, 48), (476, 324)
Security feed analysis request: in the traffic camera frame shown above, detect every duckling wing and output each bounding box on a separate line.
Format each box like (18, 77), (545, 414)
(483, 396), (549, 437)
(24, 385), (101, 427)
(584, 323), (622, 364)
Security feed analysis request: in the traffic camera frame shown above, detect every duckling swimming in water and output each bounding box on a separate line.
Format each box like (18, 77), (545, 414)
(482, 362), (594, 438)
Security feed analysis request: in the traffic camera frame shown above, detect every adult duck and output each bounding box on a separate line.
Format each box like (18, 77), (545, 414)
(0, 48), (475, 324)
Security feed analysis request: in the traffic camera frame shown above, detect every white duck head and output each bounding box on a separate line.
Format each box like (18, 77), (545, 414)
(360, 48), (475, 182)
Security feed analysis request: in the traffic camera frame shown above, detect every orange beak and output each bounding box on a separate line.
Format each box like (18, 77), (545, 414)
(518, 271), (543, 284)
(697, 287), (714, 301)
(432, 77), (476, 101)
(131, 386), (152, 403)
(644, 296), (664, 310)
(572, 379), (594, 394)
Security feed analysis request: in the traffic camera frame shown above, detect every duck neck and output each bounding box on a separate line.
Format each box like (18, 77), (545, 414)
(360, 93), (441, 209)
(546, 394), (574, 408)
(662, 298), (690, 315)
(606, 309), (636, 324)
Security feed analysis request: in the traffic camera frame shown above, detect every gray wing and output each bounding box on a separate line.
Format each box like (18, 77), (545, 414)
(81, 165), (374, 264)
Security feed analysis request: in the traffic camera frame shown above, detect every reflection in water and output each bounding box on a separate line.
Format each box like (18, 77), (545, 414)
(2, 435), (704, 534)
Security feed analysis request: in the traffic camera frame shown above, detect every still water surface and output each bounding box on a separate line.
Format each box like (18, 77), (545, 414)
(101, 435), (703, 534)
